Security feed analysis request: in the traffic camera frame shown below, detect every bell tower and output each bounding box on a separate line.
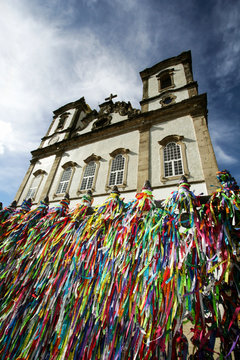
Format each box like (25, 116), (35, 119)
(140, 51), (198, 112)
(38, 97), (92, 149)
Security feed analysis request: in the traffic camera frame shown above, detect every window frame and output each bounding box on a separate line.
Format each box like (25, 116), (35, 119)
(54, 161), (77, 197)
(26, 169), (46, 201)
(78, 154), (101, 194)
(158, 135), (189, 183)
(106, 148), (129, 191)
(160, 93), (177, 107)
(163, 142), (183, 177)
(157, 69), (175, 93)
(56, 112), (70, 130)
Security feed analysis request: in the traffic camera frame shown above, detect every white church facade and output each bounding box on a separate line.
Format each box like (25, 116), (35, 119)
(15, 51), (219, 207)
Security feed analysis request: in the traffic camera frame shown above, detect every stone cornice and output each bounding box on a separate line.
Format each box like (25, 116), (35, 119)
(140, 51), (192, 80)
(139, 82), (198, 105)
(33, 169), (47, 176)
(84, 154), (101, 163)
(158, 135), (184, 147)
(41, 128), (71, 141)
(62, 161), (78, 169)
(109, 148), (130, 157)
(31, 94), (207, 161)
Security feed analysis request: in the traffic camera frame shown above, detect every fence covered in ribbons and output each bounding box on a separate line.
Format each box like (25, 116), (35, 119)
(0, 170), (239, 359)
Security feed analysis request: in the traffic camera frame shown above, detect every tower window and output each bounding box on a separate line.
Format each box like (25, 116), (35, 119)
(109, 154), (125, 186)
(160, 73), (172, 89)
(56, 167), (72, 194)
(80, 161), (96, 190)
(157, 69), (174, 92)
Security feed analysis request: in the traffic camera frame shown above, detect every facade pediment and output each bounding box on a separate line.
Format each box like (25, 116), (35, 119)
(74, 100), (140, 135)
(92, 114), (112, 131)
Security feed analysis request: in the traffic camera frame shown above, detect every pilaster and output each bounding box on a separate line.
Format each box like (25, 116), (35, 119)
(141, 78), (149, 112)
(192, 116), (219, 194)
(39, 151), (63, 199)
(15, 160), (36, 204)
(137, 125), (151, 192)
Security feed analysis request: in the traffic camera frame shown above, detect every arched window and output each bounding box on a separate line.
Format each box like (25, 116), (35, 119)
(26, 169), (46, 200)
(80, 161), (96, 190)
(78, 154), (101, 193)
(106, 148), (129, 190)
(157, 69), (174, 92)
(26, 174), (41, 199)
(109, 154), (125, 186)
(55, 161), (77, 196)
(163, 142), (183, 177)
(159, 135), (189, 182)
(160, 73), (172, 89)
(56, 167), (72, 194)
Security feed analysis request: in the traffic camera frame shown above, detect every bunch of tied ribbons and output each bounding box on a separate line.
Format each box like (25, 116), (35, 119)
(0, 171), (239, 359)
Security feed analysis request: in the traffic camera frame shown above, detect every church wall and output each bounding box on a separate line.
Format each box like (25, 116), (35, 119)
(77, 120), (94, 135)
(148, 89), (189, 111)
(19, 155), (56, 204)
(153, 182), (207, 201)
(110, 112), (129, 125)
(42, 133), (66, 147)
(150, 115), (205, 191)
(47, 131), (139, 201)
(168, 63), (187, 88)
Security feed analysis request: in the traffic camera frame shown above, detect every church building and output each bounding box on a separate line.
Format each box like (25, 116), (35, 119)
(15, 51), (219, 207)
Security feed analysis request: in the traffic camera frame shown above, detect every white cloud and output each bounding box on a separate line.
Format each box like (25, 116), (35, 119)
(0, 122), (13, 154)
(213, 1), (240, 89)
(0, 0), (148, 205)
(0, 1), (142, 160)
(209, 122), (239, 166)
(214, 145), (238, 165)
(210, 121), (237, 142)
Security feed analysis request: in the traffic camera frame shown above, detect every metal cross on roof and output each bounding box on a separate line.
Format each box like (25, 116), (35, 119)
(105, 93), (117, 101)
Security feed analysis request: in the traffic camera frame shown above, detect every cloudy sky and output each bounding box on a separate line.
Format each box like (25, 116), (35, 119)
(0, 0), (239, 206)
